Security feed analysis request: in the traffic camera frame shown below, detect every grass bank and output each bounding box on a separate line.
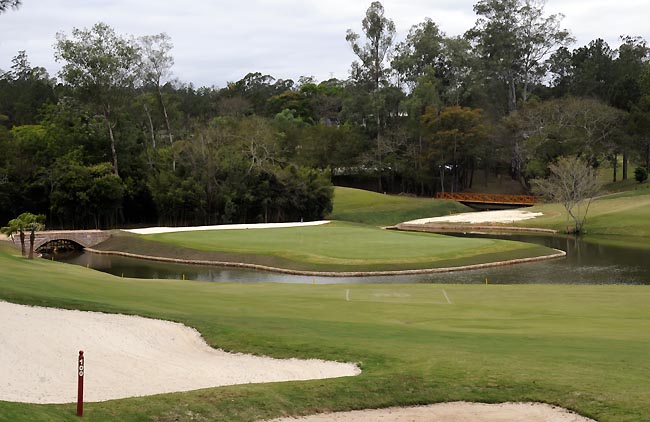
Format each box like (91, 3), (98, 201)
(0, 244), (649, 421)
(95, 222), (557, 273)
(511, 187), (650, 241)
(329, 187), (471, 226)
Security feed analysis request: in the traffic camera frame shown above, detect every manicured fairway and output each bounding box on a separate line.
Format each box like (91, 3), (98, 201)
(102, 221), (557, 272)
(329, 187), (471, 226)
(0, 244), (649, 422)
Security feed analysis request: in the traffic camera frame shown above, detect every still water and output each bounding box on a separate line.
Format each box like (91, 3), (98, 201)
(51, 233), (650, 285)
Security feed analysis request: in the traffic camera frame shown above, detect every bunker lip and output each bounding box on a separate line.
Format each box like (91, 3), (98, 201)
(122, 220), (331, 235)
(83, 246), (566, 277)
(0, 301), (360, 404)
(262, 401), (596, 422)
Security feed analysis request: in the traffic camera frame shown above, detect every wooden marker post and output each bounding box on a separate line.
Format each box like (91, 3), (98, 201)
(77, 351), (84, 417)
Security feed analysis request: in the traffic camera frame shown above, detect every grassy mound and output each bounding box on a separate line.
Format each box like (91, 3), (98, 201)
(329, 187), (471, 226)
(0, 245), (648, 421)
(95, 222), (557, 273)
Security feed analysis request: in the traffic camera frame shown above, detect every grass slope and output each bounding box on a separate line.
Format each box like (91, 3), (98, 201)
(99, 222), (556, 272)
(0, 245), (649, 421)
(329, 187), (471, 226)
(512, 187), (650, 240)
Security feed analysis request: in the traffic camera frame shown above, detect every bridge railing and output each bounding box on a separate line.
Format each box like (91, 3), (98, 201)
(436, 192), (540, 205)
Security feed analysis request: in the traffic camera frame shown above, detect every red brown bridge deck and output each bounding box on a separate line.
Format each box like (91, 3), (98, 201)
(436, 192), (539, 207)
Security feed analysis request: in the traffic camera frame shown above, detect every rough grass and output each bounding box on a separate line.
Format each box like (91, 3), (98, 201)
(97, 222), (556, 272)
(0, 244), (649, 421)
(328, 187), (471, 226)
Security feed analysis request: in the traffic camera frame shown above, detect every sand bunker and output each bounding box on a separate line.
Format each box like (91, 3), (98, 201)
(0, 301), (359, 404)
(123, 220), (330, 235)
(265, 402), (595, 422)
(405, 210), (543, 225)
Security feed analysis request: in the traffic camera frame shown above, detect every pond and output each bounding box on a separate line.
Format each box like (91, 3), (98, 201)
(49, 234), (650, 285)
(50, 232), (650, 285)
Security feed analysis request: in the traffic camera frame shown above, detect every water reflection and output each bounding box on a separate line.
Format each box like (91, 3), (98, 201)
(51, 233), (650, 285)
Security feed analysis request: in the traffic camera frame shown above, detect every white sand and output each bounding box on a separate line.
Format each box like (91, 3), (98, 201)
(266, 402), (595, 422)
(404, 210), (543, 225)
(0, 301), (360, 404)
(123, 220), (330, 235)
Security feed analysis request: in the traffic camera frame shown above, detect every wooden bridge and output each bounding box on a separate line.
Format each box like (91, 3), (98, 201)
(436, 193), (540, 210)
(31, 230), (111, 250)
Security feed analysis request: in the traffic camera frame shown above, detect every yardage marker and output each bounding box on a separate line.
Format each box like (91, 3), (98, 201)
(346, 289), (350, 302)
(442, 289), (452, 304)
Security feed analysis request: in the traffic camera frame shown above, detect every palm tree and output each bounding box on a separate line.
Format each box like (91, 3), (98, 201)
(2, 213), (46, 259)
(18, 213), (46, 259)
(1, 218), (26, 257)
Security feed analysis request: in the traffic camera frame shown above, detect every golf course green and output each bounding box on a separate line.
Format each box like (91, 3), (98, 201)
(94, 221), (558, 273)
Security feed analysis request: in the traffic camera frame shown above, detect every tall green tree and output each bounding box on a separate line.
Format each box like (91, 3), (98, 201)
(55, 22), (141, 176)
(630, 65), (650, 173)
(611, 36), (650, 179)
(422, 106), (488, 192)
(467, 0), (573, 113)
(0, 0), (20, 12)
(0, 51), (56, 126)
(506, 97), (626, 185)
(50, 157), (125, 228)
(567, 39), (616, 101)
(346, 1), (396, 92)
(346, 1), (396, 191)
(20, 212), (45, 259)
(1, 213), (45, 259)
(138, 33), (177, 171)
(1, 217), (25, 257)
(392, 18), (445, 89)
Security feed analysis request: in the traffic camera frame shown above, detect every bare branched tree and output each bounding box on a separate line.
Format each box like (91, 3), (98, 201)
(532, 156), (601, 234)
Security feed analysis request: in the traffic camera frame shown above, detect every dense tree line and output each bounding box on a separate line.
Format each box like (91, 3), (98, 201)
(1, 0), (649, 228)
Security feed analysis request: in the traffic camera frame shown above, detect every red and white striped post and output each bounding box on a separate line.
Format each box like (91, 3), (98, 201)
(77, 350), (84, 417)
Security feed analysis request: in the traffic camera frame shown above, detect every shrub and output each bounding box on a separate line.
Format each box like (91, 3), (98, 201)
(634, 167), (648, 183)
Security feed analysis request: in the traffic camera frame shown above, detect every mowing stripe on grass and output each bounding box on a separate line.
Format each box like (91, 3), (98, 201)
(442, 289), (452, 304)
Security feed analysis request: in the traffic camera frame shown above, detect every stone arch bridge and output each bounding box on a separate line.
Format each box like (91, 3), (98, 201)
(31, 230), (111, 250)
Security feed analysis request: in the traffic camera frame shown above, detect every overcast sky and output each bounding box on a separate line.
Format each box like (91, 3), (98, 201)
(1, 0), (649, 88)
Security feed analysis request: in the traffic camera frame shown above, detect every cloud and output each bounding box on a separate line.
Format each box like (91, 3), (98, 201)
(0, 0), (648, 87)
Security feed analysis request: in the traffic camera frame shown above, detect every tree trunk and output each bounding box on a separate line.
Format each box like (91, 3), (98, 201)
(376, 115), (382, 193)
(104, 110), (119, 177)
(612, 153), (617, 182)
(469, 161), (475, 189)
(28, 229), (35, 259)
(143, 103), (156, 149)
(622, 150), (628, 180)
(507, 76), (517, 113)
(157, 86), (176, 172)
(646, 142), (650, 174)
(522, 69), (529, 105)
(19, 230), (25, 257)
